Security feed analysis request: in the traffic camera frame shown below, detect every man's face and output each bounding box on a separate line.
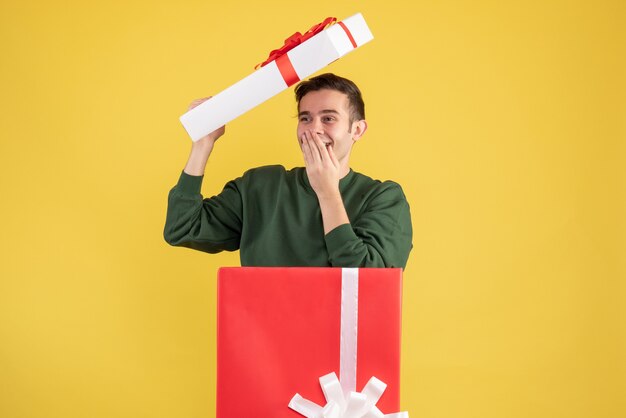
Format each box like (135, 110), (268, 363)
(296, 89), (359, 165)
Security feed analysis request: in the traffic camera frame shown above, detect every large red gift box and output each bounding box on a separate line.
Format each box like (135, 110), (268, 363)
(216, 267), (403, 417)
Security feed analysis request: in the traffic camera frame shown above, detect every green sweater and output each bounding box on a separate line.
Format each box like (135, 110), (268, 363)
(164, 165), (412, 268)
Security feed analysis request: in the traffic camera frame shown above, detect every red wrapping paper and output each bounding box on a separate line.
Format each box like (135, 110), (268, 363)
(216, 267), (403, 417)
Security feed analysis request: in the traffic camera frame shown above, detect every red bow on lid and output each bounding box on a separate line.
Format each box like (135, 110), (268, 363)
(255, 17), (337, 69)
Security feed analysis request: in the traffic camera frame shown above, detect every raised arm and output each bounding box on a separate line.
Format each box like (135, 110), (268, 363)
(163, 98), (242, 254)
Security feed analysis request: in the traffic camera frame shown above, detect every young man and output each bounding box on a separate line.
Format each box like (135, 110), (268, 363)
(164, 73), (412, 268)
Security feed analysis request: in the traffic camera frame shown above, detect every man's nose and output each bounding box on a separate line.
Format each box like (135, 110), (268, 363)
(312, 119), (324, 135)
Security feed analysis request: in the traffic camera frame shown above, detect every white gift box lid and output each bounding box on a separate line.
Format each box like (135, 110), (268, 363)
(179, 13), (373, 141)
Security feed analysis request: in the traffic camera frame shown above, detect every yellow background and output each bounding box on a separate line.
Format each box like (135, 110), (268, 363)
(1, 0), (624, 417)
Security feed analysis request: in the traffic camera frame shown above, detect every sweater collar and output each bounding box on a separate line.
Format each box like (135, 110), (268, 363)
(300, 167), (356, 194)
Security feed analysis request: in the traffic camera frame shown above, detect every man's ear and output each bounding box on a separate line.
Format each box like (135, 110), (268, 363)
(351, 120), (368, 142)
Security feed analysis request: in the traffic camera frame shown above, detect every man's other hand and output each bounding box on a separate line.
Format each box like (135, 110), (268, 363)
(188, 97), (226, 146)
(183, 97), (225, 176)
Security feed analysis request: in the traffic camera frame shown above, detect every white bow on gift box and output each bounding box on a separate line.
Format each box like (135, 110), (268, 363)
(289, 372), (408, 418)
(288, 269), (408, 418)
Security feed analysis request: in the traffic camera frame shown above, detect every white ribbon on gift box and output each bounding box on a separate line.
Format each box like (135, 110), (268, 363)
(288, 268), (409, 418)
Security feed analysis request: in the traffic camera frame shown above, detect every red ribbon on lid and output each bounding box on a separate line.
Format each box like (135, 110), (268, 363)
(255, 17), (337, 69)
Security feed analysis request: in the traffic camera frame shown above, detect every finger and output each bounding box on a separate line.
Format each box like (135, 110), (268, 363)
(189, 99), (207, 107)
(305, 132), (322, 163)
(311, 132), (331, 163)
(299, 133), (308, 158)
(188, 96), (212, 110)
(300, 134), (314, 165)
(327, 142), (340, 167)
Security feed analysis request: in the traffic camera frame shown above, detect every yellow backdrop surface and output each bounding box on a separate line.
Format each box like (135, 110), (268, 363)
(1, 1), (624, 417)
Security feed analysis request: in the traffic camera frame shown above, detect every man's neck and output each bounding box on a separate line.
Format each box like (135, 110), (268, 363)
(338, 165), (351, 179)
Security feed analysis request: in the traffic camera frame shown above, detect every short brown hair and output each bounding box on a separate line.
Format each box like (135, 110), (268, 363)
(295, 73), (365, 124)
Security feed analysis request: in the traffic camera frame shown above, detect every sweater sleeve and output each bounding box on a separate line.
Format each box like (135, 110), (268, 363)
(324, 183), (413, 269)
(163, 171), (243, 253)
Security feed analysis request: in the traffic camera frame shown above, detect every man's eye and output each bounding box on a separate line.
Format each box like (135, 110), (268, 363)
(299, 117), (310, 122)
(323, 117), (335, 122)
